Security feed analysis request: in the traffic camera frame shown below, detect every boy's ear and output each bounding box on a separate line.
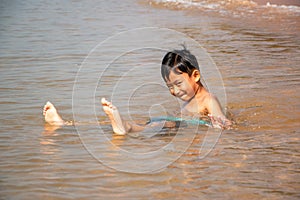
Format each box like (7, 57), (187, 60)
(192, 70), (201, 82)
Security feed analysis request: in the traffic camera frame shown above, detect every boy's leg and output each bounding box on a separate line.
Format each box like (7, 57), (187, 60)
(101, 98), (127, 135)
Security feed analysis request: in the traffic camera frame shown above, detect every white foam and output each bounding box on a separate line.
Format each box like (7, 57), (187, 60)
(264, 2), (300, 13)
(150, 0), (300, 15)
(151, 0), (220, 9)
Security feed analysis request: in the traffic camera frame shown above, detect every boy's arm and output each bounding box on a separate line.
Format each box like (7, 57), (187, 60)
(207, 95), (226, 118)
(207, 95), (232, 129)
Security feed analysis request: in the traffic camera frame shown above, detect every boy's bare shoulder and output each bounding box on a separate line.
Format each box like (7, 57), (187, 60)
(202, 93), (222, 109)
(202, 92), (217, 102)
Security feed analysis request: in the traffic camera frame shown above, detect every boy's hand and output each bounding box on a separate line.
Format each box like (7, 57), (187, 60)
(208, 114), (232, 130)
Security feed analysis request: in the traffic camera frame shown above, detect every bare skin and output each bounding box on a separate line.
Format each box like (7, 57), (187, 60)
(166, 70), (232, 129)
(101, 98), (176, 135)
(43, 101), (64, 126)
(43, 70), (231, 133)
(98, 70), (232, 134)
(42, 99), (146, 135)
(101, 98), (127, 135)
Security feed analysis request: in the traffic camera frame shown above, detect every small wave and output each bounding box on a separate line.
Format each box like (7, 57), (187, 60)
(148, 0), (300, 17)
(263, 2), (300, 13)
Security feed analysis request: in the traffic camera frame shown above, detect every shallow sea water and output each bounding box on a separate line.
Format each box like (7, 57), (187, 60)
(0, 0), (299, 199)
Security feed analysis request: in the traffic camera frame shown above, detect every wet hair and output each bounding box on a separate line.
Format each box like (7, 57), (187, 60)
(161, 47), (200, 83)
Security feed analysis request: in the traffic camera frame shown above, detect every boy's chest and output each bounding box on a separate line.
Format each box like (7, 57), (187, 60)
(181, 104), (209, 117)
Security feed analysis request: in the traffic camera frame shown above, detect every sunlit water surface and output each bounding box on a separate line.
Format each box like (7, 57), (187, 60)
(0, 0), (299, 199)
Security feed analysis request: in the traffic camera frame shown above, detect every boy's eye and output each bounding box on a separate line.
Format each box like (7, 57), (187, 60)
(168, 86), (174, 90)
(176, 82), (182, 87)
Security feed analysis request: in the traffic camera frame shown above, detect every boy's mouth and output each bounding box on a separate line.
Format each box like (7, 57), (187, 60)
(177, 94), (187, 100)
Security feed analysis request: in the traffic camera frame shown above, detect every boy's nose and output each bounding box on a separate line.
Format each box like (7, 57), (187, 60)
(174, 86), (180, 96)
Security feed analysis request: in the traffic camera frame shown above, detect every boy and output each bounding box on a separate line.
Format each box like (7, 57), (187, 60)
(43, 49), (232, 134)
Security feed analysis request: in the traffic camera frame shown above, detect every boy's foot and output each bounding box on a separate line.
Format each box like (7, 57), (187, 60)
(101, 98), (126, 135)
(43, 101), (64, 126)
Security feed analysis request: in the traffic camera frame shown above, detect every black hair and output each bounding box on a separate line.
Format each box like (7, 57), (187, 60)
(161, 47), (200, 83)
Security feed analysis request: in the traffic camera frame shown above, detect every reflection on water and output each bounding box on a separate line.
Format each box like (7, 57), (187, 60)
(0, 0), (299, 199)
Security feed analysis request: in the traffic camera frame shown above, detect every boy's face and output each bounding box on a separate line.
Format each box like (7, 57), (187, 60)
(165, 70), (200, 102)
